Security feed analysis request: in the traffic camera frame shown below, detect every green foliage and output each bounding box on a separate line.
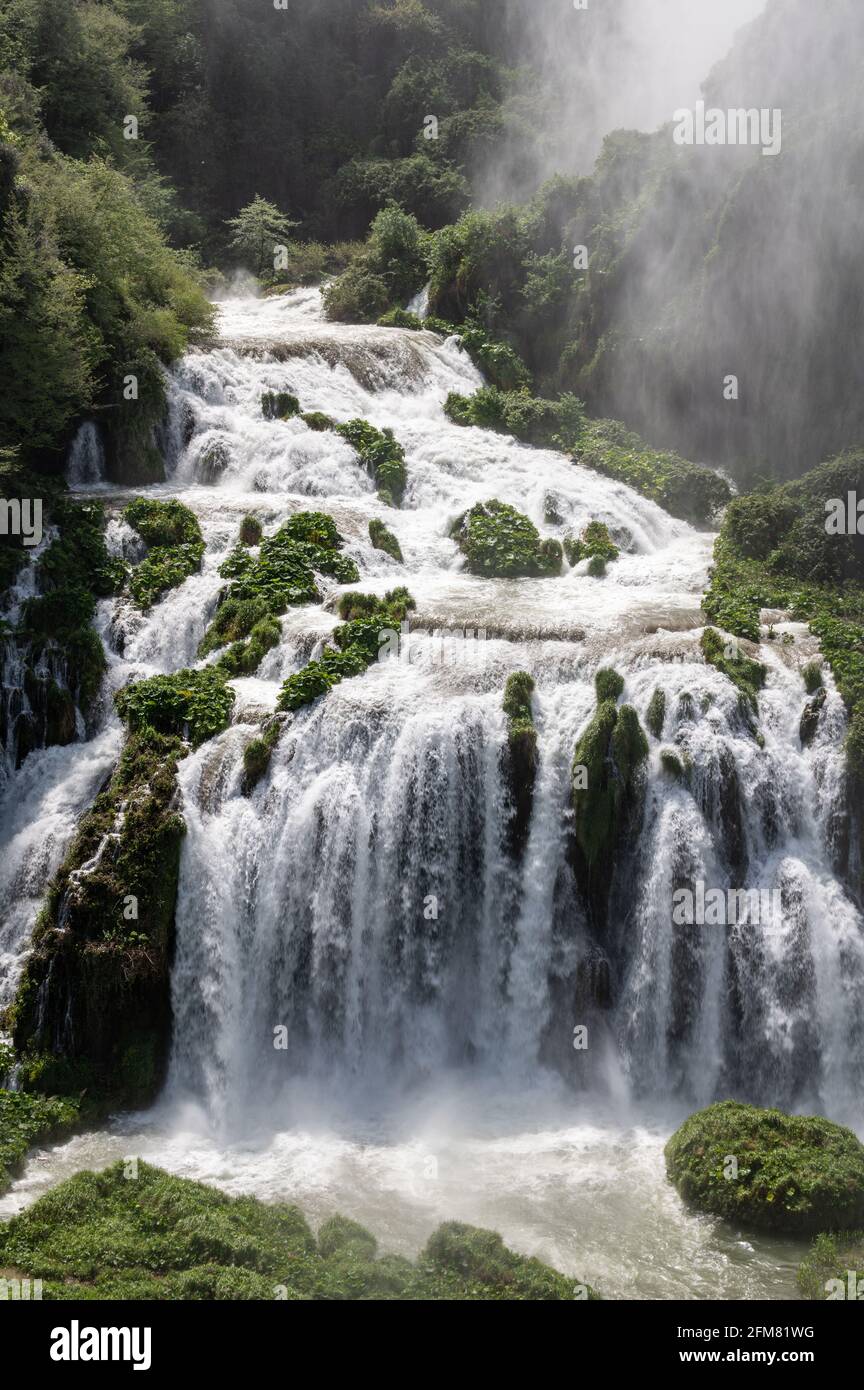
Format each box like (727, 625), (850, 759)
(335, 419), (407, 506)
(798, 1232), (864, 1300)
(573, 420), (730, 526)
(665, 1102), (864, 1235)
(646, 687), (666, 739)
(278, 589), (415, 713)
(323, 205), (429, 323)
(241, 717), (283, 796)
(368, 518), (403, 563)
(703, 453), (864, 777)
(660, 749), (686, 782)
(226, 196), (299, 279)
(701, 628), (766, 710)
(115, 667), (235, 747)
(594, 668), (624, 704)
(261, 391), (300, 421)
(0, 1091), (80, 1193)
(0, 1161), (593, 1300)
(301, 412), (335, 432)
(802, 662), (824, 695)
(451, 500), (560, 579)
(239, 514), (263, 546)
(503, 671), (535, 741)
(565, 521), (619, 567)
(122, 498), (204, 610)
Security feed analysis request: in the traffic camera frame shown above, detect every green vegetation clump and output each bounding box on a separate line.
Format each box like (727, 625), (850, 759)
(502, 672), (537, 856)
(204, 512), (358, 663)
(451, 500), (561, 578)
(594, 668), (624, 704)
(242, 717), (284, 796)
(323, 206), (429, 324)
(0, 1161), (596, 1300)
(0, 1092), (81, 1193)
(443, 386), (727, 525)
(665, 1102), (864, 1235)
(802, 661), (824, 695)
(261, 391), (300, 421)
(564, 521), (619, 568)
(301, 412), (335, 432)
(798, 1231), (864, 1300)
(335, 419), (407, 506)
(239, 514), (263, 546)
(123, 498), (204, 610)
(378, 308), (423, 330)
(646, 687), (666, 739)
(700, 628), (766, 710)
(116, 667), (235, 747)
(703, 457), (864, 778)
(368, 518), (403, 563)
(277, 588), (415, 713)
(571, 671), (648, 917)
(8, 730), (185, 1109)
(660, 749), (686, 782)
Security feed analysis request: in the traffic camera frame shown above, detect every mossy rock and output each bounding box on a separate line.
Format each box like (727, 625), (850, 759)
(123, 498), (204, 611)
(451, 500), (561, 579)
(802, 661), (824, 695)
(0, 1161), (594, 1300)
(502, 672), (537, 857)
(301, 411), (335, 432)
(800, 689), (827, 747)
(564, 521), (619, 568)
(277, 589), (415, 714)
(798, 1231), (864, 1300)
(261, 391), (300, 420)
(665, 1101), (864, 1235)
(368, 518), (403, 563)
(239, 514), (263, 546)
(335, 419), (407, 506)
(646, 687), (666, 739)
(701, 628), (766, 709)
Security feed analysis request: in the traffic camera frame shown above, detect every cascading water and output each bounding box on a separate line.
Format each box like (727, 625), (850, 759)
(2, 287), (862, 1298)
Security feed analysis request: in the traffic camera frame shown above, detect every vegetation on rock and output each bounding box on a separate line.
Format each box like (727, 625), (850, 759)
(501, 672), (537, 857)
(0, 1161), (597, 1300)
(335, 419), (407, 506)
(0, 1091), (81, 1193)
(116, 667), (235, 747)
(278, 588), (415, 713)
(368, 518), (404, 563)
(451, 500), (561, 579)
(798, 1231), (864, 1300)
(665, 1101), (864, 1235)
(123, 497), (204, 610)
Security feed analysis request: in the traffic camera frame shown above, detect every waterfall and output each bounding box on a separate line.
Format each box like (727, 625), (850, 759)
(66, 421), (105, 486)
(3, 287), (863, 1141)
(150, 289), (863, 1133)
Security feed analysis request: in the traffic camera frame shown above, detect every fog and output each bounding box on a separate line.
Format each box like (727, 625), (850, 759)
(477, 0), (766, 203)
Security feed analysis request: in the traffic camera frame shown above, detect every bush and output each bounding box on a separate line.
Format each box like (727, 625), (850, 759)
(335, 420), (407, 506)
(124, 498), (204, 610)
(115, 667), (235, 747)
(261, 391), (300, 421)
(239, 514), (263, 546)
(368, 518), (403, 563)
(450, 500), (561, 578)
(665, 1101), (864, 1234)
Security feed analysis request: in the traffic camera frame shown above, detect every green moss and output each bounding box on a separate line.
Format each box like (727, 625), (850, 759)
(798, 1231), (864, 1300)
(451, 500), (561, 579)
(261, 391), (300, 420)
(301, 411), (335, 432)
(368, 518), (403, 563)
(335, 419), (407, 506)
(277, 589), (415, 713)
(239, 514), (263, 546)
(701, 628), (766, 710)
(377, 308), (423, 330)
(660, 749), (686, 782)
(0, 1091), (81, 1194)
(665, 1101), (864, 1235)
(502, 672), (537, 857)
(123, 498), (204, 611)
(646, 687), (666, 739)
(595, 667), (624, 703)
(242, 717), (284, 796)
(564, 520), (619, 567)
(0, 1161), (595, 1301)
(10, 730), (185, 1110)
(115, 666), (235, 747)
(802, 661), (824, 695)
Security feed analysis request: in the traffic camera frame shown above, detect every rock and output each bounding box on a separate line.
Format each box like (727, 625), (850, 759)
(665, 1101), (864, 1234)
(800, 688), (827, 746)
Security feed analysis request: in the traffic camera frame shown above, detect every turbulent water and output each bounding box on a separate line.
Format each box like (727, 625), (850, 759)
(1, 287), (861, 1298)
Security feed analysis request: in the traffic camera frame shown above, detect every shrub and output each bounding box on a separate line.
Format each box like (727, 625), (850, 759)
(124, 498), (204, 611)
(451, 500), (561, 578)
(665, 1101), (864, 1234)
(239, 515), (263, 546)
(115, 667), (235, 747)
(368, 518), (403, 562)
(261, 391), (300, 421)
(335, 419), (407, 506)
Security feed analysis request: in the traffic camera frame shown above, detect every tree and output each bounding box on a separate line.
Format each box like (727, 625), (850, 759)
(225, 196), (299, 279)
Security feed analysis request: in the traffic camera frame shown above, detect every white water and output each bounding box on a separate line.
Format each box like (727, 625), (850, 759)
(2, 288), (861, 1298)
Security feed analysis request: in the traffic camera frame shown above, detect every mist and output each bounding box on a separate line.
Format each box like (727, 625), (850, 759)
(474, 0), (766, 205)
